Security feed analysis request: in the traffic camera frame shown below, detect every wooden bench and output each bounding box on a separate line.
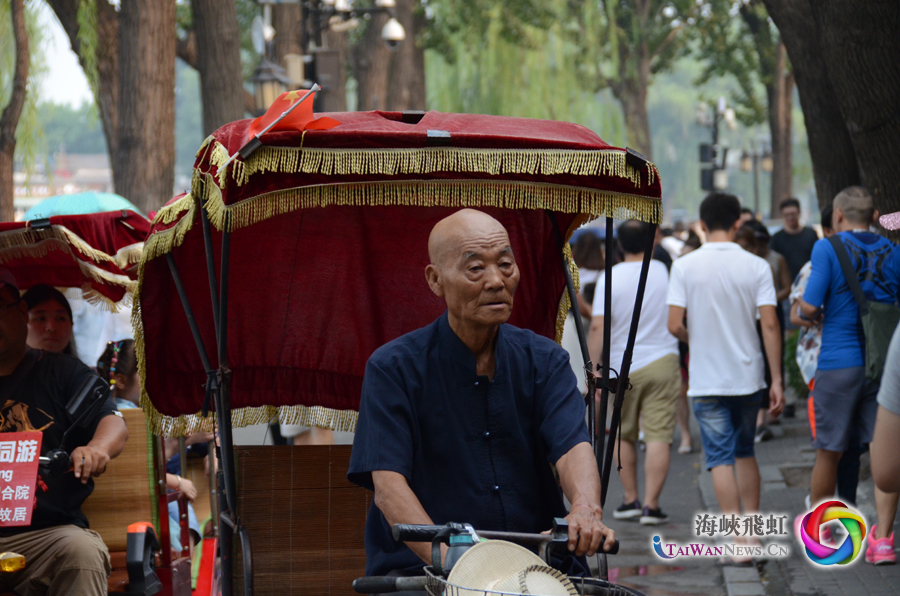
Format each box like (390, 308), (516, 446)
(233, 445), (371, 596)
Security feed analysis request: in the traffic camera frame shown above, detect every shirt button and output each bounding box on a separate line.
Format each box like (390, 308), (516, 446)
(474, 381), (479, 386)
(492, 485), (500, 492)
(483, 431), (491, 439)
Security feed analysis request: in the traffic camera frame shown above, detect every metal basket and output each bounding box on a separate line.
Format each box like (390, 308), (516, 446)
(422, 567), (645, 596)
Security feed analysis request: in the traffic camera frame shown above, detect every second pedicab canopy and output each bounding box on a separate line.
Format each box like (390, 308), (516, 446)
(136, 110), (663, 436)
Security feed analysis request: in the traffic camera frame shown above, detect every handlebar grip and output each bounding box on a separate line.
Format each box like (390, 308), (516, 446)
(353, 576), (428, 593)
(604, 539), (620, 555)
(392, 524), (445, 542)
(353, 577), (397, 593)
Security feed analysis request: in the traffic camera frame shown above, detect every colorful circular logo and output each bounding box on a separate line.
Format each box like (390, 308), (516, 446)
(799, 500), (867, 565)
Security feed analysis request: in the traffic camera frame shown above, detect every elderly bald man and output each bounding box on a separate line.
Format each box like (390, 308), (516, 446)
(349, 209), (614, 578)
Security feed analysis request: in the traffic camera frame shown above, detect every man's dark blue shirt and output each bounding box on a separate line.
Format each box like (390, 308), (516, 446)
(348, 312), (590, 576)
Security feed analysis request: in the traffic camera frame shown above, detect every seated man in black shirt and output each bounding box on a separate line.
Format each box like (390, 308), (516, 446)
(349, 209), (615, 577)
(0, 269), (128, 596)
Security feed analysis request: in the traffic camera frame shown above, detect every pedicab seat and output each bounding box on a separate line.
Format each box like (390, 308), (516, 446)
(81, 408), (192, 595)
(232, 445), (370, 596)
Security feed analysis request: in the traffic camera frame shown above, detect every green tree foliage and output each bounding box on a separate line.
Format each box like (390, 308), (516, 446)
(695, 0), (772, 126)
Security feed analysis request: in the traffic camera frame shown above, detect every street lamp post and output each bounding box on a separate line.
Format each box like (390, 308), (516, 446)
(739, 141), (773, 218)
(697, 97), (736, 193)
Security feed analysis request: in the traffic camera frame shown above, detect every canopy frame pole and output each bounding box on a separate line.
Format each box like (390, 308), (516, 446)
(599, 223), (657, 507)
(165, 206), (252, 596)
(210, 217), (253, 596)
(546, 211), (596, 447)
(596, 217), (614, 499)
(199, 204), (221, 331)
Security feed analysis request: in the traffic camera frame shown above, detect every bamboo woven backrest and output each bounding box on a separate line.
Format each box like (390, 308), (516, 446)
(82, 408), (156, 552)
(234, 445), (371, 596)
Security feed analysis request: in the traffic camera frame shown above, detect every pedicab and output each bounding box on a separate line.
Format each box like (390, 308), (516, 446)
(133, 91), (663, 596)
(0, 210), (205, 596)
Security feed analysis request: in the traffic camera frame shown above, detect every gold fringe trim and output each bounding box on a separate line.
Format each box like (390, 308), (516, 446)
(209, 141), (660, 191)
(0, 224), (122, 267)
(200, 177), (662, 234)
(153, 193), (195, 227)
(62, 285), (129, 313)
(0, 236), (135, 301)
(113, 244), (144, 269)
(138, 403), (358, 438)
(554, 241), (581, 344)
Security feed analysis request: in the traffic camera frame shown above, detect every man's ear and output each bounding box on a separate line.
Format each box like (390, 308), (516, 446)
(425, 264), (444, 298)
(699, 220), (709, 235)
(872, 209), (880, 224)
(834, 207), (845, 225)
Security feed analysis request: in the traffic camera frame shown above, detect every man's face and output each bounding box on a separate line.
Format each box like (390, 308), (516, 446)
(26, 299), (73, 353)
(429, 227), (520, 330)
(782, 206), (800, 229)
(0, 288), (27, 360)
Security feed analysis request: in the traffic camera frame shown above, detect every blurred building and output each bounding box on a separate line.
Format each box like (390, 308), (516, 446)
(13, 148), (113, 221)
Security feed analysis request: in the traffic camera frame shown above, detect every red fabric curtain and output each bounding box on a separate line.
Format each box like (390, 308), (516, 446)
(140, 205), (579, 419)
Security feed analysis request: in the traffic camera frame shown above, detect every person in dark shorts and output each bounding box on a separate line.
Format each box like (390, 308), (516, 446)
(798, 186), (900, 565)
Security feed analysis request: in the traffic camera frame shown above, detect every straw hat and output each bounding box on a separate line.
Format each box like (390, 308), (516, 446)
(446, 540), (578, 596)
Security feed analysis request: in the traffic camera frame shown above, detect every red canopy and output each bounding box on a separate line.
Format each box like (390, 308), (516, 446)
(136, 111), (662, 436)
(0, 210), (150, 307)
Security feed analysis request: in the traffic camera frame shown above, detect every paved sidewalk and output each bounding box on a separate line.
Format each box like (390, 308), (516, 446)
(598, 394), (898, 596)
(695, 401), (900, 596)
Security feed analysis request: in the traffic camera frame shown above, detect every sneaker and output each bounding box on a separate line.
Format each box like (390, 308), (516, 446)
(613, 500), (642, 520)
(866, 525), (897, 565)
(640, 506), (669, 525)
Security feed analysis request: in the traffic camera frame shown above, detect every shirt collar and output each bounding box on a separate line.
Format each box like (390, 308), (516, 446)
(699, 242), (742, 250)
(437, 311), (505, 384)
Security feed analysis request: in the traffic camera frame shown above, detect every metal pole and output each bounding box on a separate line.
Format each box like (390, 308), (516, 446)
(600, 223), (657, 506)
(545, 212), (595, 445)
(200, 206), (220, 332)
(165, 254), (214, 373)
(596, 217), (614, 500)
(753, 153), (760, 218)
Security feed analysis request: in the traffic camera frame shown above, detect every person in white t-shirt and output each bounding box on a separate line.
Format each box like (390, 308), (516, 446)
(666, 193), (784, 562)
(587, 220), (681, 526)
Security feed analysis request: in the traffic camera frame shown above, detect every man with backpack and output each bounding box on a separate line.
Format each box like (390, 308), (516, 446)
(799, 186), (900, 565)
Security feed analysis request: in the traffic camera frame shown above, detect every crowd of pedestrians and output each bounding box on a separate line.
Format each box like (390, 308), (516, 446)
(573, 187), (900, 565)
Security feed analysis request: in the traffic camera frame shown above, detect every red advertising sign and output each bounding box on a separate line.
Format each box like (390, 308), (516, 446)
(0, 432), (42, 527)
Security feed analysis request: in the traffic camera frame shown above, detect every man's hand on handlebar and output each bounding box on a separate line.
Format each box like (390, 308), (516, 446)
(564, 503), (615, 557)
(71, 445), (111, 484)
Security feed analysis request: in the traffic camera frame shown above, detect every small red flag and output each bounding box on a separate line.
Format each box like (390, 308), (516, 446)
(246, 90), (341, 140)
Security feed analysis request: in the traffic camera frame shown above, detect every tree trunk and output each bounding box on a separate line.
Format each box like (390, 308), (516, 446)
(0, 0), (28, 222)
(385, 0), (426, 111)
(610, 36), (653, 160)
(354, 0), (425, 112)
(318, 29), (348, 112)
(189, 0), (245, 136)
(611, 78), (652, 160)
(47, 0), (120, 163)
(762, 0), (859, 209)
(809, 0), (900, 216)
(116, 0), (176, 214)
(353, 13), (391, 111)
(766, 40), (793, 217)
(271, 3), (303, 65)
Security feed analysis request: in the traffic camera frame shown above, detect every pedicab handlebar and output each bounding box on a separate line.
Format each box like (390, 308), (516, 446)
(353, 519), (619, 595)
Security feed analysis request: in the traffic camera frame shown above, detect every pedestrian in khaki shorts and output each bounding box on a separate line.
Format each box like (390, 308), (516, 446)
(588, 220), (681, 525)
